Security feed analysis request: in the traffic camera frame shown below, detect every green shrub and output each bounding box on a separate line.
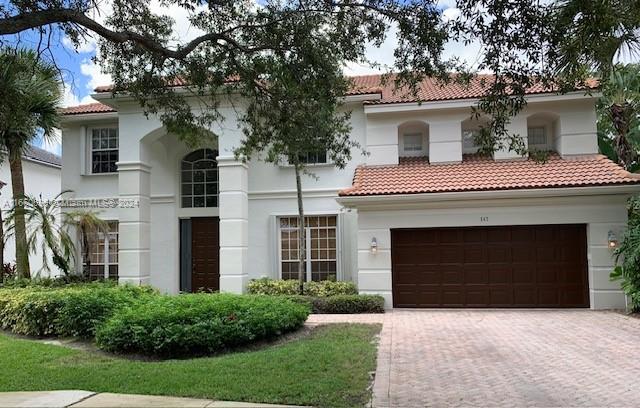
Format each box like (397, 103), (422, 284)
(247, 278), (358, 297)
(0, 284), (154, 337)
(95, 293), (309, 357)
(284, 294), (385, 314)
(303, 281), (358, 297)
(247, 278), (299, 295)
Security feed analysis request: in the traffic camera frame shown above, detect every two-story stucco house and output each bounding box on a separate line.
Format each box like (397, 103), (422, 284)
(60, 74), (640, 309)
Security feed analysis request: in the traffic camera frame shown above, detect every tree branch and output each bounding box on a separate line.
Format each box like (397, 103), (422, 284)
(0, 8), (268, 59)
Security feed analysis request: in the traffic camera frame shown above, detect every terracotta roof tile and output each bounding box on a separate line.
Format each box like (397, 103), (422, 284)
(60, 103), (116, 115)
(71, 73), (596, 115)
(339, 154), (640, 197)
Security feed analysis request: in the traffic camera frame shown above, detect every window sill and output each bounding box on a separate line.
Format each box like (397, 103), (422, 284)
(83, 172), (118, 177)
(278, 162), (335, 169)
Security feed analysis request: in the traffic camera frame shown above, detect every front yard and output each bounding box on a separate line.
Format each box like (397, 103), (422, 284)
(0, 323), (380, 407)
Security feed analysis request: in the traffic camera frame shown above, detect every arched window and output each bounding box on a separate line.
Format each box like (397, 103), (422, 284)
(181, 149), (218, 208)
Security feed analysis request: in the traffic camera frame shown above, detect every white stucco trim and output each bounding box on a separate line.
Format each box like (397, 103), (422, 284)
(338, 185), (640, 209)
(363, 91), (600, 115)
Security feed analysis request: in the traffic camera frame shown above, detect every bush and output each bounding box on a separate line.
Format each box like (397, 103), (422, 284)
(304, 281), (358, 297)
(247, 278), (358, 297)
(95, 293), (309, 357)
(285, 294), (385, 314)
(0, 284), (155, 337)
(247, 278), (299, 295)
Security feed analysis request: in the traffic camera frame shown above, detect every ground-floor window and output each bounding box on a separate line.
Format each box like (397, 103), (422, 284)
(279, 215), (337, 281)
(85, 221), (119, 280)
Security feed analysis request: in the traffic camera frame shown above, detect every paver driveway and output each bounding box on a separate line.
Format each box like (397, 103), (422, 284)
(309, 310), (640, 407)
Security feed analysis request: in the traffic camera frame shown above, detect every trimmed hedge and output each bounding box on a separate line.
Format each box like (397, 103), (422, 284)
(0, 284), (155, 337)
(95, 293), (309, 357)
(247, 278), (358, 297)
(286, 294), (385, 314)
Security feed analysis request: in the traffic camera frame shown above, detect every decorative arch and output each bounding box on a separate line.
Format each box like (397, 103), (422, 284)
(398, 121), (429, 157)
(181, 148), (219, 208)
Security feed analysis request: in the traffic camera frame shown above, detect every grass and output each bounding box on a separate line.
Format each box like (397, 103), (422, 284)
(0, 324), (380, 408)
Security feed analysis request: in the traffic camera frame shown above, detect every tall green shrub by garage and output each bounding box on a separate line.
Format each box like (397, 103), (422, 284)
(96, 293), (309, 356)
(611, 197), (640, 311)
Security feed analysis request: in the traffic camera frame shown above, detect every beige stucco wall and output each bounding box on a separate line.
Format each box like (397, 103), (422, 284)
(353, 192), (631, 310)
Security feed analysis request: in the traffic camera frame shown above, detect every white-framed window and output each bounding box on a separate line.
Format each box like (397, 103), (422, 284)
(279, 215), (338, 281)
(90, 128), (119, 173)
(181, 148), (218, 208)
(85, 221), (118, 280)
(527, 127), (547, 148)
(293, 151), (328, 165)
(403, 133), (423, 152)
(462, 130), (480, 152)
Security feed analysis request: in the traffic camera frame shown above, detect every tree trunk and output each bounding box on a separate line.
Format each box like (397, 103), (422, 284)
(0, 205), (4, 273)
(294, 164), (305, 295)
(81, 226), (90, 278)
(8, 148), (30, 278)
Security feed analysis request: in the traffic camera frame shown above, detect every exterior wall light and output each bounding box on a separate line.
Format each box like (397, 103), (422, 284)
(370, 237), (378, 254)
(608, 230), (618, 249)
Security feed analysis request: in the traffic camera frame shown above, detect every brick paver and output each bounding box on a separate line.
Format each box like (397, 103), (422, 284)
(309, 310), (640, 407)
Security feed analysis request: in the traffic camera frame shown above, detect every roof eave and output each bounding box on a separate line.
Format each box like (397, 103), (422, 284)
(60, 111), (118, 123)
(363, 90), (601, 114)
(337, 184), (640, 208)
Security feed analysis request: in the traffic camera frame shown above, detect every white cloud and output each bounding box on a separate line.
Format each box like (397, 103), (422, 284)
(62, 35), (97, 54)
(80, 58), (112, 92)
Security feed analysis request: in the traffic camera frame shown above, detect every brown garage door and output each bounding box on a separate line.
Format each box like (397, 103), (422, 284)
(391, 225), (589, 308)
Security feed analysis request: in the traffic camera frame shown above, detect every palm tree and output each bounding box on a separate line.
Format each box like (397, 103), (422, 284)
(5, 191), (76, 276)
(64, 210), (109, 278)
(597, 64), (640, 170)
(0, 48), (62, 278)
(550, 0), (640, 83)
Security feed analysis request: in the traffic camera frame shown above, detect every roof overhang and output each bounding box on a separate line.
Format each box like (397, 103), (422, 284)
(337, 184), (640, 209)
(60, 111), (118, 124)
(363, 90), (601, 115)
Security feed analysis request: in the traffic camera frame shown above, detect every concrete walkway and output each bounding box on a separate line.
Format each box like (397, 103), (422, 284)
(0, 391), (303, 408)
(309, 310), (640, 407)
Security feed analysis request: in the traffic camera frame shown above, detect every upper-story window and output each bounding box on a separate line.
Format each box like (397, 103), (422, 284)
(91, 128), (118, 173)
(181, 148), (218, 208)
(462, 130), (480, 153)
(526, 113), (558, 151)
(403, 133), (423, 152)
(527, 127), (547, 147)
(398, 121), (429, 157)
(298, 151), (328, 165)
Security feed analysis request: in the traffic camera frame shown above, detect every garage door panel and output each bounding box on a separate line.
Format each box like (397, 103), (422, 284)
(489, 267), (512, 284)
(464, 267), (488, 284)
(513, 266), (536, 284)
(489, 288), (514, 305)
(465, 288), (490, 306)
(391, 225), (588, 308)
(464, 246), (486, 263)
(442, 269), (464, 284)
(488, 246), (511, 263)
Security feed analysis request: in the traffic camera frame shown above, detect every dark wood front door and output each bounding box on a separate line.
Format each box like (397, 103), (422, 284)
(190, 217), (220, 292)
(391, 225), (589, 308)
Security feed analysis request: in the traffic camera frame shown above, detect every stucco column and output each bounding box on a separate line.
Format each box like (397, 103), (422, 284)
(495, 115), (528, 160)
(429, 120), (463, 164)
(217, 156), (249, 293)
(116, 161), (151, 285)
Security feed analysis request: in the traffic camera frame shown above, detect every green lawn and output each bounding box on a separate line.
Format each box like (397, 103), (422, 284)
(0, 324), (380, 408)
